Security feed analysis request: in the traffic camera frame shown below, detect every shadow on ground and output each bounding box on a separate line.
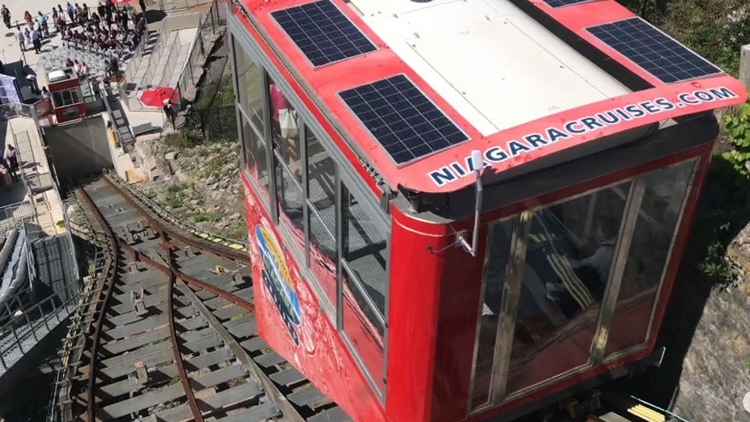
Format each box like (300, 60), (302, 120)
(145, 9), (167, 24)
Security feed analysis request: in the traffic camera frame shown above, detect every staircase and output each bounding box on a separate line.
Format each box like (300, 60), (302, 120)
(121, 14), (202, 110)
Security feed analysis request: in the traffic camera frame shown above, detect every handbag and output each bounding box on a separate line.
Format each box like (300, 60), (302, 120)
(279, 108), (299, 139)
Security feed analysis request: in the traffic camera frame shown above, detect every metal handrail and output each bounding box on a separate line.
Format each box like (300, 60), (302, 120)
(0, 280), (81, 367)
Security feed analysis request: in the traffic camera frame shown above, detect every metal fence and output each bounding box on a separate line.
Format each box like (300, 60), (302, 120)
(0, 102), (36, 121)
(0, 278), (81, 371)
(0, 202), (36, 233)
(174, 0), (226, 108)
(157, 0), (214, 13)
(184, 105), (237, 140)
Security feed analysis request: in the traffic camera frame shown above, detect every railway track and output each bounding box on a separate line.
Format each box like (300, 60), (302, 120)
(58, 173), (349, 422)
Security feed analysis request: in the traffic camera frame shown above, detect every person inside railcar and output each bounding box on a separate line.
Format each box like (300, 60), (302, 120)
(269, 82), (301, 178)
(545, 216), (618, 319)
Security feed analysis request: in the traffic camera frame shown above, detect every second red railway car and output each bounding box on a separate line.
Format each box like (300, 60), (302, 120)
(226, 0), (748, 420)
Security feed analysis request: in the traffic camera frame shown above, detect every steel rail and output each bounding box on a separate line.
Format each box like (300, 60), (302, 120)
(119, 242), (255, 313)
(100, 172), (249, 263)
(74, 186), (120, 422)
(78, 186), (207, 422)
(164, 241), (205, 422)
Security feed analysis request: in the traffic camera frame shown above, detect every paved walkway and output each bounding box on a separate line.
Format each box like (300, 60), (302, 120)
(6, 119), (64, 235)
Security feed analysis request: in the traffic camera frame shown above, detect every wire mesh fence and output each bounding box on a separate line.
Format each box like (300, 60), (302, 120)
(173, 0), (226, 108)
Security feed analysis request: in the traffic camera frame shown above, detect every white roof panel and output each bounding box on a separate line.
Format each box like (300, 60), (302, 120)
(348, 0), (632, 136)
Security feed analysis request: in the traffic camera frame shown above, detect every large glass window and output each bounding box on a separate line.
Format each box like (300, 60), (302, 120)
(470, 157), (700, 410)
(605, 159), (696, 356)
(470, 219), (515, 408)
(341, 182), (387, 392)
(240, 113), (270, 199)
(52, 88), (82, 107)
(506, 182), (629, 394)
(232, 60), (390, 397)
(233, 37), (265, 132)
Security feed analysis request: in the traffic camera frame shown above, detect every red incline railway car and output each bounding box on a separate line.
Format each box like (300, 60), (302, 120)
(226, 0), (748, 420)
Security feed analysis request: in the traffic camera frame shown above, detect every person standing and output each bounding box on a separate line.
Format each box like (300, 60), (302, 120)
(30, 27), (41, 53)
(97, 1), (106, 23)
(0, 164), (12, 191)
(66, 2), (74, 25)
(4, 144), (19, 183)
(104, 2), (113, 26)
(16, 28), (25, 52)
(120, 9), (128, 31)
(1, 5), (10, 29)
(162, 99), (175, 128)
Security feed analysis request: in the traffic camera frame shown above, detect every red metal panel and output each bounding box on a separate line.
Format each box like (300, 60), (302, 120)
(385, 205), (448, 422)
(48, 78), (80, 92)
(241, 175), (385, 421)
(431, 223), (489, 421)
(54, 103), (86, 123)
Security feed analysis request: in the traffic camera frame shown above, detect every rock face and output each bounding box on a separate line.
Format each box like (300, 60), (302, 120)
(135, 136), (247, 241)
(671, 275), (750, 422)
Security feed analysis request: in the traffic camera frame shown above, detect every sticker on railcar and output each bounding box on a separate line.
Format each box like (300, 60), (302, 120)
(255, 225), (302, 346)
(427, 87), (740, 188)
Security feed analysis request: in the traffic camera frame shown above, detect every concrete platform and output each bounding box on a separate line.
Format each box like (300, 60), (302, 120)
(6, 118), (64, 236)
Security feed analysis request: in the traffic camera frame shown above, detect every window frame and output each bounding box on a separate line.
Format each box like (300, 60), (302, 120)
(52, 87), (83, 108)
(467, 157), (700, 414)
(229, 20), (391, 403)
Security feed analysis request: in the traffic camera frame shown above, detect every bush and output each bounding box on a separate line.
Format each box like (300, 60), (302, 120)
(716, 100), (750, 192)
(616, 0), (750, 75)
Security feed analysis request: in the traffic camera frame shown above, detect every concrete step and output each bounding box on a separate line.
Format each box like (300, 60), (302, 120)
(145, 31), (181, 89)
(167, 42), (192, 87)
(124, 30), (161, 85)
(130, 30), (174, 92)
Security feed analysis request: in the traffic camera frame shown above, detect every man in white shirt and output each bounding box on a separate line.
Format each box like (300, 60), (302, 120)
(30, 28), (41, 53)
(16, 28), (25, 52)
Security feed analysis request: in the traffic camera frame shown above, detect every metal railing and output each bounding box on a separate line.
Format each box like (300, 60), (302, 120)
(0, 278), (81, 370)
(157, 0), (214, 13)
(0, 202), (36, 231)
(47, 191), (109, 422)
(174, 0), (226, 108)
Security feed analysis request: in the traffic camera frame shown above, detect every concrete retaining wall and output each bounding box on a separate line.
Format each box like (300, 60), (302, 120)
(45, 119), (113, 179)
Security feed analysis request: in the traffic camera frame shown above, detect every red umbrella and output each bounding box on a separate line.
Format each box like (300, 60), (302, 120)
(140, 87), (175, 108)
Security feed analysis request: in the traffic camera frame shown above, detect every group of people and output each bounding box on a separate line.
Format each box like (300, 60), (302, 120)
(62, 9), (147, 59)
(0, 144), (19, 193)
(7, 2), (148, 61)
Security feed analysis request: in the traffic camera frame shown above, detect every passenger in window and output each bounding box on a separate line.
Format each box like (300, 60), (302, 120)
(546, 216), (618, 318)
(270, 83), (301, 176)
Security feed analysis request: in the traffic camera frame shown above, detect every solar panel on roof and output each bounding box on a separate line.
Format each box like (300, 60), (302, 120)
(271, 0), (376, 67)
(543, 0), (592, 8)
(339, 75), (469, 166)
(587, 18), (723, 83)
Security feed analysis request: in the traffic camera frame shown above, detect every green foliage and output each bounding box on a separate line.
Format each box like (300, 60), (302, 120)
(163, 130), (200, 150)
(716, 101), (750, 192)
(616, 0), (749, 75)
(698, 227), (739, 284)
